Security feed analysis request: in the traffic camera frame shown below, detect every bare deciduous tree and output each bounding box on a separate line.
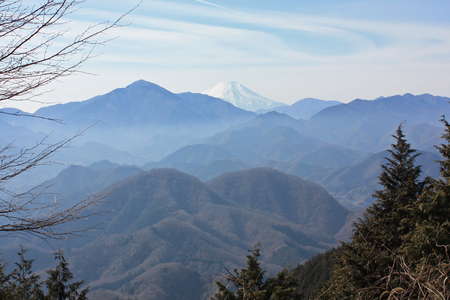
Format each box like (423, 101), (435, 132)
(0, 134), (99, 238)
(0, 0), (126, 105)
(0, 0), (131, 238)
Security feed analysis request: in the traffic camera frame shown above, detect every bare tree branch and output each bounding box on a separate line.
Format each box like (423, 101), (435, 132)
(0, 128), (99, 238)
(0, 0), (137, 238)
(0, 110), (63, 122)
(0, 0), (133, 104)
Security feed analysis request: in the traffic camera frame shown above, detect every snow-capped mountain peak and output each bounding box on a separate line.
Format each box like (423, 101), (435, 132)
(203, 81), (283, 112)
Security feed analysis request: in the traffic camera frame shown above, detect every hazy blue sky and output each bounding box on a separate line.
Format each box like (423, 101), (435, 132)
(6, 0), (450, 111)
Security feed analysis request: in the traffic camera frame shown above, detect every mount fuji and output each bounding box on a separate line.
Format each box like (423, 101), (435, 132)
(203, 81), (284, 112)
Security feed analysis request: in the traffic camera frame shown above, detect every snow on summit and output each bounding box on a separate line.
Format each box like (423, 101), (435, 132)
(203, 81), (284, 112)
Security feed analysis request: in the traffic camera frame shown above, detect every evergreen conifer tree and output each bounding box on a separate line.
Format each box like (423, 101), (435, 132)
(9, 248), (44, 300)
(323, 126), (426, 299)
(400, 117), (450, 261)
(291, 249), (337, 299)
(381, 117), (450, 298)
(213, 248), (267, 300)
(437, 117), (450, 179)
(44, 251), (88, 300)
(212, 248), (299, 300)
(0, 249), (89, 300)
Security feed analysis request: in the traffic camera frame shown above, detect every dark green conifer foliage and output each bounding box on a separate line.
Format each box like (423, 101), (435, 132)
(0, 248), (44, 300)
(0, 249), (88, 300)
(322, 126), (426, 299)
(212, 248), (300, 300)
(369, 125), (425, 244)
(9, 248), (44, 300)
(400, 117), (450, 261)
(263, 270), (300, 300)
(291, 249), (337, 299)
(375, 117), (450, 299)
(437, 117), (450, 180)
(45, 251), (88, 300)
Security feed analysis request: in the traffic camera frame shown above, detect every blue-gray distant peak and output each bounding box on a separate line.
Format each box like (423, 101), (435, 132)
(308, 93), (450, 152)
(124, 79), (174, 95)
(271, 98), (341, 120)
(0, 107), (26, 114)
(347, 93), (445, 106)
(257, 111), (295, 120)
(30, 80), (254, 130)
(126, 79), (165, 89)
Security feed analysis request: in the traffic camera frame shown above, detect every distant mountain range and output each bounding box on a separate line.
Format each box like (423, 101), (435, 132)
(35, 80), (253, 128)
(7, 80), (256, 162)
(144, 144), (249, 180)
(203, 81), (284, 112)
(2, 81), (450, 299)
(6, 82), (447, 158)
(144, 112), (367, 177)
(2, 82), (449, 208)
(307, 93), (450, 151)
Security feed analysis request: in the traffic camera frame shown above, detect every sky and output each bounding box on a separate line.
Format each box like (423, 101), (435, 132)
(4, 0), (450, 112)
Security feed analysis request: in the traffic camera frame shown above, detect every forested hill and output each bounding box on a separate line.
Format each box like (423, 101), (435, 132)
(4, 165), (348, 300)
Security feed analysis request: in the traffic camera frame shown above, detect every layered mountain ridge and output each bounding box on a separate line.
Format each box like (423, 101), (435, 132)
(8, 164), (349, 300)
(35, 80), (253, 128)
(307, 93), (450, 151)
(1, 80), (449, 299)
(272, 98), (342, 120)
